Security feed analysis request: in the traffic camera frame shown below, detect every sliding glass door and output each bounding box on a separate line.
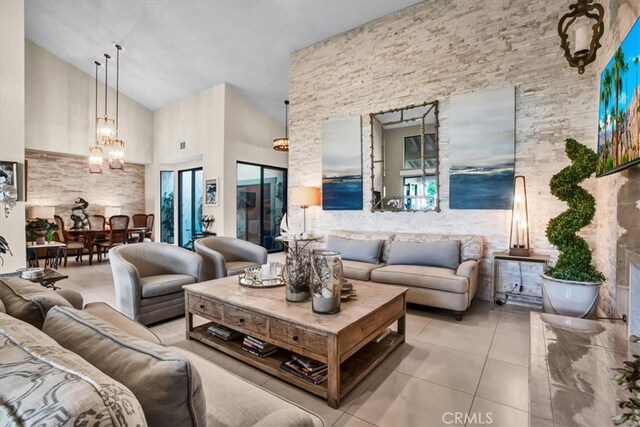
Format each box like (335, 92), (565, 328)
(160, 171), (175, 244)
(178, 167), (203, 248)
(236, 162), (287, 252)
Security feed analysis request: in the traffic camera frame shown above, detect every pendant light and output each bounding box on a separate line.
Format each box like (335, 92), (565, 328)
(97, 53), (116, 145)
(273, 100), (290, 151)
(89, 60), (104, 174)
(109, 44), (125, 170)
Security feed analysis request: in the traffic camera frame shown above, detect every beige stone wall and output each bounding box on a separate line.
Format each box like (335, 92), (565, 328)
(25, 150), (146, 228)
(288, 0), (629, 302)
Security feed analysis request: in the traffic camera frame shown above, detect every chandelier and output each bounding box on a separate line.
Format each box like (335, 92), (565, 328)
(273, 100), (290, 151)
(88, 44), (126, 173)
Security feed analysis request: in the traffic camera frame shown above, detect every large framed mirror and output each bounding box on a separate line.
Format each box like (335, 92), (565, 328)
(370, 101), (439, 212)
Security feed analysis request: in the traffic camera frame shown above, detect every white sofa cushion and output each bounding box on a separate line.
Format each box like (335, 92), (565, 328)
(371, 265), (469, 294)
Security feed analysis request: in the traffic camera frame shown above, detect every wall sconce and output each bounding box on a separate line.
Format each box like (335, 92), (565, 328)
(558, 0), (605, 74)
(509, 176), (530, 257)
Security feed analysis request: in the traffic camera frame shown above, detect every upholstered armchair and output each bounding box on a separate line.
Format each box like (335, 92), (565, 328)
(109, 242), (202, 325)
(194, 236), (267, 281)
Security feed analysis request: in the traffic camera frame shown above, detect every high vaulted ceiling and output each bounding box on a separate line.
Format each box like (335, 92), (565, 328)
(25, 0), (422, 121)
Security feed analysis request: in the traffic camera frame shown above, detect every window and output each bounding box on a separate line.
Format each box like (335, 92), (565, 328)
(178, 168), (203, 248)
(403, 134), (436, 169)
(160, 171), (175, 244)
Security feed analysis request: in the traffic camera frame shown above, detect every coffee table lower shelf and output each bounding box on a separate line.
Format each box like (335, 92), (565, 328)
(189, 322), (403, 401)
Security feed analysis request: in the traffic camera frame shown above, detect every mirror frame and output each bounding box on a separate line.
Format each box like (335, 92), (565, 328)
(369, 100), (440, 213)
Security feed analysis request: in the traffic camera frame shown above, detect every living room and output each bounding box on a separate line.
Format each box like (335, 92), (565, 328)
(1, 0), (639, 426)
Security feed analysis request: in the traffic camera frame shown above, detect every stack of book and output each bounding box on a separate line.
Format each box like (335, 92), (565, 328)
(242, 336), (278, 358)
(281, 355), (328, 385)
(206, 324), (242, 341)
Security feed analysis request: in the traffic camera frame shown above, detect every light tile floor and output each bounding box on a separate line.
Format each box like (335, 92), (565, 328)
(57, 260), (535, 427)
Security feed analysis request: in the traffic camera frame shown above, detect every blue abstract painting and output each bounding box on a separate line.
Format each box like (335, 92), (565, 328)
(449, 86), (515, 210)
(322, 116), (363, 210)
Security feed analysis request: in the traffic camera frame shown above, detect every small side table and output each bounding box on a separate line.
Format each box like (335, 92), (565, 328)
(26, 242), (68, 270)
(491, 252), (550, 309)
(1, 269), (69, 289)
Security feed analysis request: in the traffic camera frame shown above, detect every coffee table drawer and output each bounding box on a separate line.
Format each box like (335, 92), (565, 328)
(270, 321), (327, 354)
(224, 306), (268, 336)
(188, 294), (222, 320)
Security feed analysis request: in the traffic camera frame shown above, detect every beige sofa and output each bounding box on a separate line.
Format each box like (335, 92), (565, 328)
(328, 230), (483, 320)
(0, 277), (324, 427)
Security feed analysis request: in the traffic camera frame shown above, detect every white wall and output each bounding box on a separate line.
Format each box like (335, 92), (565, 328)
(147, 83), (286, 241)
(25, 41), (153, 164)
(223, 85), (288, 237)
(0, 0), (27, 272)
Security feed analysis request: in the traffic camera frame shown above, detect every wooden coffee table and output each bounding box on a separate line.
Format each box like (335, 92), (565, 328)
(183, 277), (407, 408)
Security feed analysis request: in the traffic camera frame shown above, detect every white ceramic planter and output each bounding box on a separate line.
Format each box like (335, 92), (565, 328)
(541, 273), (601, 318)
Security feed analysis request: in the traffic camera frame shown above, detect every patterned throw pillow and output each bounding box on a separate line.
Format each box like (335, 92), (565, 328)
(0, 312), (147, 426)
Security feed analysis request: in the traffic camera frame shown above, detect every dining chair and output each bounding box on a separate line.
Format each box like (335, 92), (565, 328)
(132, 214), (147, 228)
(89, 214), (108, 261)
(145, 214), (155, 241)
(98, 215), (130, 260)
(54, 215), (86, 266)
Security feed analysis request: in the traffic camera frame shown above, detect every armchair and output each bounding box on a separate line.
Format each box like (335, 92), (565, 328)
(194, 236), (267, 280)
(109, 242), (203, 325)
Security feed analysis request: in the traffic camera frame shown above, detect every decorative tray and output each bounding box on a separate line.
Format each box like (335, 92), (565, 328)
(238, 272), (284, 288)
(17, 268), (45, 279)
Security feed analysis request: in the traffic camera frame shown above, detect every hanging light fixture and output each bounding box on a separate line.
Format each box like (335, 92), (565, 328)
(558, 0), (605, 74)
(96, 53), (116, 144)
(89, 60), (104, 174)
(273, 100), (290, 151)
(109, 44), (125, 170)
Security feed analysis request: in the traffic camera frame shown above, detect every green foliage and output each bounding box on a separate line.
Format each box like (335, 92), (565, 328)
(545, 139), (605, 283)
(612, 335), (640, 426)
(25, 218), (58, 242)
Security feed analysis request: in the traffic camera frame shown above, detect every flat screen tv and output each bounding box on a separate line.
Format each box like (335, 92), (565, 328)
(596, 17), (640, 177)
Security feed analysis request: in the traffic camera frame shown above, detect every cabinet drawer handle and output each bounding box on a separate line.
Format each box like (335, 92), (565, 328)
(292, 335), (299, 341)
(199, 304), (205, 309)
(239, 318), (245, 323)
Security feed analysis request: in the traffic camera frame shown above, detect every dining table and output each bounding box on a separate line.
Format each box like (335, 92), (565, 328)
(67, 226), (147, 266)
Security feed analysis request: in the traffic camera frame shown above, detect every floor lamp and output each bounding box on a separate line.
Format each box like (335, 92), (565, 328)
(291, 186), (321, 237)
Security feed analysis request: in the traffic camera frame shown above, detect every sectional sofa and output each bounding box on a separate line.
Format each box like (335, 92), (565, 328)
(326, 230), (483, 320)
(0, 277), (323, 427)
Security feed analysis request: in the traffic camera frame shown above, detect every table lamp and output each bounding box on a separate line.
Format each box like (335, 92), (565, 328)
(27, 206), (55, 220)
(291, 186), (320, 236)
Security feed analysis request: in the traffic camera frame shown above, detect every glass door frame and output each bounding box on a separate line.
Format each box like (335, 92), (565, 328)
(236, 161), (287, 253)
(178, 167), (204, 248)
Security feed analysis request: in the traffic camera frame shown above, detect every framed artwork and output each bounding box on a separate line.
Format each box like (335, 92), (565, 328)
(449, 86), (515, 210)
(321, 116), (363, 210)
(205, 177), (219, 206)
(596, 17), (639, 177)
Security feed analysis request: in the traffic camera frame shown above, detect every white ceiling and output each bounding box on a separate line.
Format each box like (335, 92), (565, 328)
(25, 0), (422, 121)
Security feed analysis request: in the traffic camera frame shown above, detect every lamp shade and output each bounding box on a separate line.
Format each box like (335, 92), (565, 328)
(28, 206), (55, 219)
(100, 206), (122, 217)
(291, 187), (321, 208)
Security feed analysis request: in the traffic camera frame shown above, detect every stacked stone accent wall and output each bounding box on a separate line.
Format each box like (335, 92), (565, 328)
(288, 0), (628, 302)
(25, 149), (146, 228)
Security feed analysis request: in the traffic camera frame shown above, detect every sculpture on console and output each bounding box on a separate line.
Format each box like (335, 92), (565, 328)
(70, 197), (90, 230)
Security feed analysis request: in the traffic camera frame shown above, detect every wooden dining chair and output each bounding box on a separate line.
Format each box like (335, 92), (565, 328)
(98, 215), (130, 260)
(89, 214), (109, 261)
(132, 214), (147, 228)
(54, 215), (86, 266)
(145, 214), (155, 241)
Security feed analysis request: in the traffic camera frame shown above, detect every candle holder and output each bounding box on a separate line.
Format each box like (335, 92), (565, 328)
(509, 175), (531, 257)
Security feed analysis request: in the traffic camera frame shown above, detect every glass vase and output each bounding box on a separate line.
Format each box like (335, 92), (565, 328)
(311, 250), (344, 314)
(284, 244), (311, 302)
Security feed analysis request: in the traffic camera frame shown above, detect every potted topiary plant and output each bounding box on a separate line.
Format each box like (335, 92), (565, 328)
(541, 138), (605, 318)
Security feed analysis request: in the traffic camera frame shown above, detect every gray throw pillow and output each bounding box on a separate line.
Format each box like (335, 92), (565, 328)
(326, 235), (383, 264)
(0, 277), (72, 329)
(43, 306), (207, 427)
(388, 240), (461, 270)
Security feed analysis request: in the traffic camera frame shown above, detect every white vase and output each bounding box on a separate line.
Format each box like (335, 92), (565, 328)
(541, 273), (601, 318)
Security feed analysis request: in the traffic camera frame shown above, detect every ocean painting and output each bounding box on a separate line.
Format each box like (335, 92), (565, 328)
(449, 86), (515, 210)
(322, 116), (363, 210)
(597, 17), (640, 177)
